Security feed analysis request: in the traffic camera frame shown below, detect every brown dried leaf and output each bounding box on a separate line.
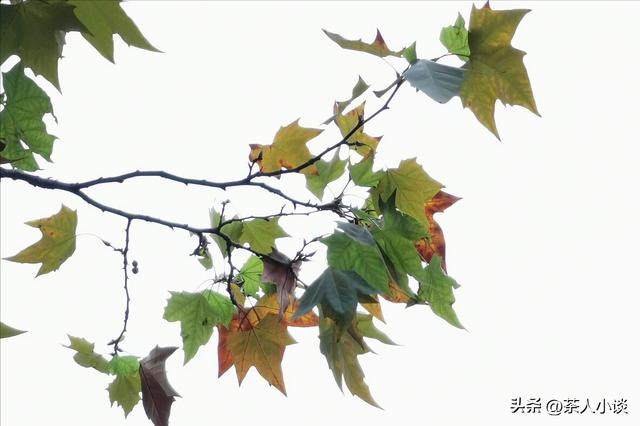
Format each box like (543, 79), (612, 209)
(139, 346), (180, 426)
(415, 191), (460, 272)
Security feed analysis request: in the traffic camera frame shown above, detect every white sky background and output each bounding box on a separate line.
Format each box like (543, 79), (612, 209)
(1, 1), (639, 425)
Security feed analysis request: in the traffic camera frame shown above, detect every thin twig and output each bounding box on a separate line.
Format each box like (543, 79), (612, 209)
(109, 219), (132, 355)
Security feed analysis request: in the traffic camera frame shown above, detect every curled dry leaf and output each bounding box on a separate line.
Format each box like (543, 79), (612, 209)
(139, 346), (180, 426)
(261, 250), (301, 317)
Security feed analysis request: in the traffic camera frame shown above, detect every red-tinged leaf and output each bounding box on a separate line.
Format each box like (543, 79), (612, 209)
(250, 293), (319, 328)
(323, 29), (403, 58)
(139, 346), (180, 426)
(415, 191), (461, 271)
(261, 250), (300, 317)
(217, 314), (251, 377)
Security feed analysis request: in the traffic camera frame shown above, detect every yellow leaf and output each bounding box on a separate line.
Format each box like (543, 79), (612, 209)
(249, 119), (322, 176)
(6, 205), (77, 276)
(334, 102), (381, 157)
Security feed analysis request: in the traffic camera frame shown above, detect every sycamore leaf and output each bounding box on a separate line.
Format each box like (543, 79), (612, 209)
(225, 314), (296, 395)
(305, 151), (347, 200)
(67, 0), (159, 63)
(295, 268), (378, 326)
(209, 208), (243, 257)
(323, 75), (370, 124)
(0, 63), (56, 171)
(0, 321), (26, 339)
(0, 1), (87, 89)
(416, 256), (464, 329)
(402, 41), (418, 64)
(109, 355), (140, 376)
(380, 194), (428, 241)
(460, 3), (539, 138)
(323, 29), (403, 58)
(372, 158), (442, 228)
(65, 335), (110, 374)
(349, 156), (382, 188)
(440, 13), (470, 60)
(108, 371), (141, 417)
(336, 222), (376, 246)
(139, 346), (180, 426)
(322, 231), (389, 294)
(238, 218), (288, 255)
(358, 294), (385, 323)
(230, 282), (246, 308)
(196, 247), (213, 270)
(319, 314), (380, 407)
(261, 250), (300, 317)
(6, 205), (77, 276)
(356, 314), (396, 345)
(334, 102), (381, 158)
(237, 255), (263, 296)
(250, 294), (320, 328)
(249, 119), (323, 176)
(403, 59), (465, 104)
(163, 291), (234, 364)
(373, 229), (423, 280)
(415, 191), (461, 272)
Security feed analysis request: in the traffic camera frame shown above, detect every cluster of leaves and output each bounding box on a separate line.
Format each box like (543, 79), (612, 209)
(1, 1), (538, 425)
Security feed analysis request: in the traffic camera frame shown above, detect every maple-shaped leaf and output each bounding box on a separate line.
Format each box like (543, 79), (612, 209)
(322, 230), (390, 294)
(319, 314), (380, 407)
(67, 0), (159, 63)
(323, 29), (403, 58)
(403, 59), (465, 104)
(295, 268), (378, 327)
(6, 205), (77, 276)
(372, 158), (442, 229)
(109, 355), (140, 376)
(237, 218), (288, 255)
(414, 191), (461, 272)
(163, 290), (234, 364)
(108, 370), (141, 417)
(323, 75), (370, 124)
(0, 1), (87, 89)
(237, 255), (263, 296)
(0, 63), (56, 171)
(249, 294), (319, 328)
(356, 314), (396, 345)
(225, 314), (296, 395)
(65, 335), (110, 374)
(139, 346), (180, 426)
(334, 102), (381, 158)
(358, 293), (385, 322)
(349, 156), (383, 188)
(0, 321), (26, 339)
(249, 119), (323, 176)
(440, 13), (470, 60)
(379, 194), (428, 241)
(460, 3), (539, 138)
(416, 256), (464, 329)
(305, 151), (347, 200)
(209, 207), (243, 257)
(261, 250), (300, 317)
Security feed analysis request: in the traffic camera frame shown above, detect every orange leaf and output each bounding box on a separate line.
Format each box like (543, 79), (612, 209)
(415, 191), (460, 272)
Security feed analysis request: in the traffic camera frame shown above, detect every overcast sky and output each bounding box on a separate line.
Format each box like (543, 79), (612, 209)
(1, 1), (639, 425)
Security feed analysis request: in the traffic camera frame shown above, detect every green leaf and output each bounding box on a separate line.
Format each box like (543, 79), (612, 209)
(440, 13), (470, 60)
(109, 355), (140, 376)
(403, 59), (465, 104)
(6, 205), (77, 276)
(210, 208), (244, 257)
(237, 255), (264, 296)
(402, 41), (418, 64)
(0, 63), (56, 171)
(0, 321), (26, 339)
(416, 256), (464, 329)
(349, 156), (382, 188)
(379, 194), (428, 241)
(323, 75), (370, 124)
(238, 218), (288, 255)
(295, 268), (378, 326)
(319, 314), (380, 407)
(356, 314), (396, 345)
(65, 335), (110, 374)
(0, 1), (87, 89)
(163, 291), (234, 364)
(460, 4), (539, 139)
(305, 151), (347, 200)
(108, 371), (141, 417)
(67, 0), (159, 63)
(322, 232), (389, 294)
(336, 222), (375, 245)
(373, 228), (423, 279)
(372, 158), (442, 228)
(323, 29), (403, 58)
